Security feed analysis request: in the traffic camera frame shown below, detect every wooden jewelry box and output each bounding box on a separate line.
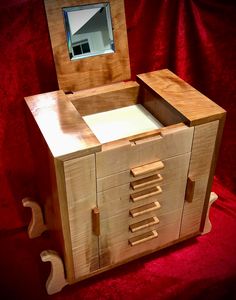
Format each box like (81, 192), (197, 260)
(23, 0), (226, 295)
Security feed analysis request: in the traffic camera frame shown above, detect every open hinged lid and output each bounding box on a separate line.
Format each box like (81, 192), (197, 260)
(44, 0), (131, 91)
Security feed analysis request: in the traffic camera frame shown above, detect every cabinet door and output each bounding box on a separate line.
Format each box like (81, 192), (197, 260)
(96, 125), (193, 267)
(63, 154), (99, 279)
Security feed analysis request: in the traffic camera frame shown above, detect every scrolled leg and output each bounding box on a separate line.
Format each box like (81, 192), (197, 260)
(40, 250), (68, 295)
(22, 197), (47, 238)
(202, 192), (218, 235)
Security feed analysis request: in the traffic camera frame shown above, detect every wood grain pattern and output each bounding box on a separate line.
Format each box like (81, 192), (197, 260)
(25, 90), (101, 160)
(64, 155), (99, 279)
(69, 81), (139, 116)
(129, 216), (160, 233)
(180, 121), (219, 237)
(96, 124), (193, 178)
(137, 69), (226, 126)
(129, 201), (161, 218)
(130, 186), (162, 203)
(129, 230), (158, 246)
(97, 152), (191, 193)
(131, 161), (164, 177)
(44, 0), (131, 91)
(130, 174), (163, 190)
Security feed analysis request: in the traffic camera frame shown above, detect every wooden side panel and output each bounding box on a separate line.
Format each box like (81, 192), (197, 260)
(25, 91), (101, 160)
(64, 155), (99, 279)
(180, 121), (219, 237)
(69, 81), (139, 116)
(137, 69), (226, 126)
(44, 0), (131, 91)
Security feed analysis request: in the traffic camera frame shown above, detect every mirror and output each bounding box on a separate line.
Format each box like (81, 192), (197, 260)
(63, 3), (115, 60)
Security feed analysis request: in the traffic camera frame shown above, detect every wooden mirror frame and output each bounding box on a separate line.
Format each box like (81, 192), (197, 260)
(44, 0), (131, 91)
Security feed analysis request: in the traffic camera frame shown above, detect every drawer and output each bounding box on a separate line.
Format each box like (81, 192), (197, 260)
(96, 124), (193, 178)
(98, 178), (187, 221)
(97, 152), (191, 192)
(99, 218), (181, 267)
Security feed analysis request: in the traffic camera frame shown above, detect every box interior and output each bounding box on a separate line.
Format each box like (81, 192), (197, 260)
(83, 104), (164, 143)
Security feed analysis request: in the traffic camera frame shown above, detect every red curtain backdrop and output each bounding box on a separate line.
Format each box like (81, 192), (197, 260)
(0, 0), (236, 299)
(0, 0), (235, 231)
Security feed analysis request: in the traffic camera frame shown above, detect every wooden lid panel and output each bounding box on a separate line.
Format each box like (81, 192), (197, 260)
(44, 0), (130, 91)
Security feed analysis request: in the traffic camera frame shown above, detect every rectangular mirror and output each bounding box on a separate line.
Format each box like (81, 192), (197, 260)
(63, 3), (115, 60)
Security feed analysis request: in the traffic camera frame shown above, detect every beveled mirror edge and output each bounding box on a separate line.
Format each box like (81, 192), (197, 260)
(44, 0), (131, 91)
(63, 3), (115, 61)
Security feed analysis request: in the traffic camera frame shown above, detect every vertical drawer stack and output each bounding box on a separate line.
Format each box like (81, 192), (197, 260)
(129, 160), (164, 246)
(96, 125), (194, 267)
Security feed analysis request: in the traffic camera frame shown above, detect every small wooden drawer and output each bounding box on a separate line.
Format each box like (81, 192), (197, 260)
(129, 230), (158, 246)
(97, 152), (191, 192)
(130, 174), (163, 190)
(130, 161), (164, 177)
(129, 125), (194, 169)
(130, 186), (162, 202)
(96, 125), (193, 178)
(129, 201), (161, 218)
(129, 216), (160, 233)
(99, 219), (181, 267)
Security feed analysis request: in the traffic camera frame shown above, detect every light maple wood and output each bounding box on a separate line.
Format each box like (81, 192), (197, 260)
(92, 207), (100, 236)
(22, 198), (47, 238)
(130, 201), (161, 218)
(180, 121), (219, 237)
(40, 250), (68, 295)
(185, 177), (195, 203)
(131, 161), (164, 177)
(100, 220), (181, 267)
(130, 186), (162, 202)
(63, 155), (99, 279)
(129, 216), (160, 233)
(44, 0), (130, 91)
(130, 174), (163, 190)
(97, 152), (191, 193)
(96, 124), (193, 178)
(129, 125), (194, 169)
(129, 230), (158, 246)
(23, 64), (226, 294)
(137, 69), (226, 126)
(25, 91), (101, 160)
(69, 81), (139, 116)
(202, 192), (218, 234)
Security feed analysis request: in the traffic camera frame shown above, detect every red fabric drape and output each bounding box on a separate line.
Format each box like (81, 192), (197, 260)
(0, 1), (236, 299)
(0, 0), (235, 232)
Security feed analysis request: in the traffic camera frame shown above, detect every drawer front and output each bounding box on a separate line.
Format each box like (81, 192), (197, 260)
(99, 217), (181, 267)
(98, 152), (191, 267)
(98, 152), (191, 193)
(96, 125), (193, 178)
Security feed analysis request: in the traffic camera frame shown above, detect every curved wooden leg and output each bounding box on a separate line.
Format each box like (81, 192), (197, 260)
(202, 192), (218, 235)
(22, 197), (47, 238)
(40, 250), (68, 295)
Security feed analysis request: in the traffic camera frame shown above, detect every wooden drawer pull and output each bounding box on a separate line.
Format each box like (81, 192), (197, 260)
(92, 207), (100, 236)
(185, 177), (195, 203)
(131, 174), (163, 190)
(129, 230), (158, 246)
(131, 160), (164, 177)
(130, 201), (161, 218)
(130, 186), (162, 202)
(129, 216), (159, 233)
